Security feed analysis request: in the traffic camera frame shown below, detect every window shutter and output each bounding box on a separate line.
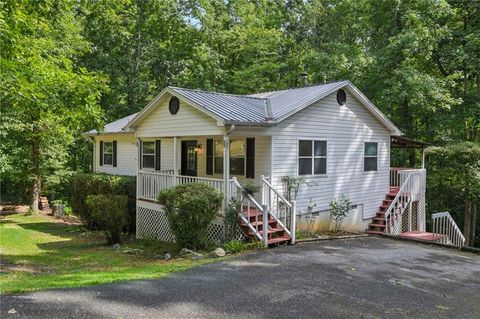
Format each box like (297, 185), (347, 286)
(113, 141), (117, 167)
(246, 138), (255, 178)
(138, 140), (142, 169)
(155, 140), (161, 170)
(99, 141), (104, 166)
(206, 139), (213, 175)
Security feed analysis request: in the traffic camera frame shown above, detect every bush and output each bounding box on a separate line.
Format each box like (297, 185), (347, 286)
(85, 194), (128, 244)
(224, 240), (263, 254)
(329, 194), (352, 232)
(72, 174), (135, 231)
(158, 183), (223, 250)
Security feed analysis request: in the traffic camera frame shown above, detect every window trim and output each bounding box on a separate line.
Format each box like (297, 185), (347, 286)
(102, 141), (113, 166)
(297, 138), (328, 177)
(142, 140), (156, 170)
(363, 141), (379, 173)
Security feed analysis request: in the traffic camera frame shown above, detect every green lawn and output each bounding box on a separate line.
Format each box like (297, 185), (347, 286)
(0, 213), (214, 294)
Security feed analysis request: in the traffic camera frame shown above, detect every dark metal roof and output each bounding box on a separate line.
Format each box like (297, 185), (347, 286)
(86, 113), (138, 135)
(391, 136), (429, 148)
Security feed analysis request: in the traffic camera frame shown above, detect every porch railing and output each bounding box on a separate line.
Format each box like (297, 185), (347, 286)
(432, 212), (465, 248)
(137, 170), (232, 202)
(385, 169), (426, 235)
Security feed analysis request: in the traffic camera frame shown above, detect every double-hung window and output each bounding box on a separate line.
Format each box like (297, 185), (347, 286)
(364, 142), (378, 171)
(230, 140), (245, 175)
(103, 142), (113, 165)
(298, 140), (327, 175)
(214, 140), (223, 174)
(142, 141), (155, 169)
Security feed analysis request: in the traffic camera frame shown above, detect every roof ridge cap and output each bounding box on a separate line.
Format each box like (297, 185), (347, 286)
(168, 86), (268, 101)
(250, 80), (347, 96)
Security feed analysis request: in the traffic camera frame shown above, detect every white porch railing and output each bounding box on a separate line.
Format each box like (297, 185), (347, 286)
(432, 212), (465, 248)
(137, 170), (233, 202)
(261, 175), (296, 244)
(386, 169), (426, 235)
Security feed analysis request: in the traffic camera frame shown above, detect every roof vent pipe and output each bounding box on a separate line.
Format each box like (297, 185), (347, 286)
(299, 72), (308, 87)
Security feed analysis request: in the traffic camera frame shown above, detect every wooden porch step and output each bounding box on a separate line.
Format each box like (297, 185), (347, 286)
(372, 217), (386, 223)
(240, 220), (277, 228)
(368, 223), (386, 229)
(267, 236), (291, 245)
(258, 228), (284, 236)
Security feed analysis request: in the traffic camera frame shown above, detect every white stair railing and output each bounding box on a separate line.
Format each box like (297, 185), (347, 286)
(231, 178), (264, 243)
(385, 174), (413, 235)
(261, 175), (296, 244)
(432, 212), (465, 248)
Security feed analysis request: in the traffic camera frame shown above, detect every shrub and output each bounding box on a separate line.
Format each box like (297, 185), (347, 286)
(85, 194), (128, 244)
(158, 183), (223, 250)
(224, 240), (263, 254)
(224, 198), (239, 242)
(329, 194), (352, 232)
(72, 174), (135, 231)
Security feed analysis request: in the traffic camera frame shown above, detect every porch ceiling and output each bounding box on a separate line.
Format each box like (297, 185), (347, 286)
(391, 136), (429, 149)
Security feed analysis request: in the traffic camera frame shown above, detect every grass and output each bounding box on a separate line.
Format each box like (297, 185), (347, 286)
(0, 213), (215, 294)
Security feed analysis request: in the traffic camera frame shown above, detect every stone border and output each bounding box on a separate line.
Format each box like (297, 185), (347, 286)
(296, 234), (369, 243)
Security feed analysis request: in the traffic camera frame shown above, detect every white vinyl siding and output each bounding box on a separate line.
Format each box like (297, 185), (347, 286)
(94, 134), (137, 176)
(264, 90), (390, 220)
(135, 93), (224, 137)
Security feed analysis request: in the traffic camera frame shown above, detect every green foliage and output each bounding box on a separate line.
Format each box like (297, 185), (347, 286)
(223, 240), (263, 254)
(85, 194), (128, 244)
(426, 142), (480, 246)
(72, 174), (136, 231)
(280, 176), (306, 202)
(224, 198), (240, 243)
(158, 183), (223, 250)
(241, 181), (260, 197)
(329, 194), (352, 233)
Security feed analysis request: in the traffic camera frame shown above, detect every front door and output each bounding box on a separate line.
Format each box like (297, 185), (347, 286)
(181, 140), (198, 176)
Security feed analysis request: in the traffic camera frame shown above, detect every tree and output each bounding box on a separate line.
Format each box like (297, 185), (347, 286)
(426, 142), (480, 247)
(0, 0), (106, 211)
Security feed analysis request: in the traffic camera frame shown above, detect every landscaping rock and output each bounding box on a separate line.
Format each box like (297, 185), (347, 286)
(164, 253), (172, 260)
(179, 248), (195, 257)
(191, 253), (204, 260)
(208, 248), (226, 258)
(112, 243), (120, 252)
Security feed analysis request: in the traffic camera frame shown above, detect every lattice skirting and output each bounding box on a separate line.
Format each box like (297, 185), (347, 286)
(136, 200), (246, 244)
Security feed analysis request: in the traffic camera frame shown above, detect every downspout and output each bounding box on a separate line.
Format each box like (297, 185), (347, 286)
(223, 125), (236, 208)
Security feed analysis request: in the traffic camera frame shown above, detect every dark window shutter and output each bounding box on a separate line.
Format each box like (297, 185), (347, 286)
(155, 140), (161, 170)
(99, 141), (104, 166)
(246, 138), (255, 178)
(139, 140), (142, 169)
(112, 141), (117, 167)
(206, 139), (213, 175)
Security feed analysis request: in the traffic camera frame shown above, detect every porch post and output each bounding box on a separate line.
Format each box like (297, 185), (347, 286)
(223, 135), (230, 207)
(173, 136), (178, 186)
(421, 147), (426, 169)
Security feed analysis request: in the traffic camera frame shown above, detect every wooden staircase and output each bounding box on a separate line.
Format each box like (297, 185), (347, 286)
(366, 187), (400, 235)
(240, 206), (292, 246)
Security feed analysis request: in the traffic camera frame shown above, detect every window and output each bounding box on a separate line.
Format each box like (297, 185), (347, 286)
(214, 140), (223, 174)
(298, 140), (327, 175)
(364, 142), (378, 171)
(103, 142), (113, 165)
(142, 141), (155, 169)
(230, 140), (245, 175)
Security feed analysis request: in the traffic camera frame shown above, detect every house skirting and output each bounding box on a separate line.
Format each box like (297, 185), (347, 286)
(136, 200), (245, 244)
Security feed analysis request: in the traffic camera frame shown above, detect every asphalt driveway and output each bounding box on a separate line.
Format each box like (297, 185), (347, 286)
(1, 237), (479, 319)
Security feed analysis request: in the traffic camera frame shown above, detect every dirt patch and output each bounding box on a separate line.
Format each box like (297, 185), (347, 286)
(0, 203), (29, 215)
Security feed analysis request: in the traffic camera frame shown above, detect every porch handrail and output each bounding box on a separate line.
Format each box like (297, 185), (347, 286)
(385, 173), (413, 235)
(432, 212), (465, 248)
(231, 177), (263, 241)
(261, 175), (295, 243)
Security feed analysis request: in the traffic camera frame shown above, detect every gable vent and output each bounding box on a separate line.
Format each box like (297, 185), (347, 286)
(336, 89), (346, 105)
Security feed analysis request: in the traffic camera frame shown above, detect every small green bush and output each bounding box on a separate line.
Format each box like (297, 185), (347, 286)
(158, 183), (223, 250)
(72, 173), (135, 231)
(329, 193), (352, 233)
(224, 240), (263, 254)
(85, 194), (128, 244)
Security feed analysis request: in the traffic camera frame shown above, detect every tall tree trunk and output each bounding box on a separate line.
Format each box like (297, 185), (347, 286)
(463, 198), (473, 247)
(30, 136), (41, 212)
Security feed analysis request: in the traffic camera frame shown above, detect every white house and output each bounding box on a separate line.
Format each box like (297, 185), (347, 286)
(86, 81), (427, 246)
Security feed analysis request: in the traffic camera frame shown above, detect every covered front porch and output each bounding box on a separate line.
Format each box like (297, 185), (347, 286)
(136, 135), (271, 203)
